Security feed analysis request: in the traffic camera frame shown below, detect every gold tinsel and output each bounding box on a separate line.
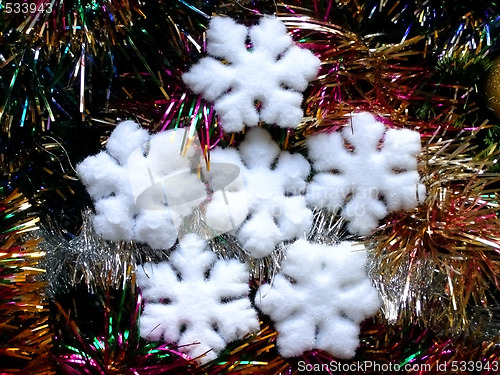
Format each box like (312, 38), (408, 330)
(370, 127), (500, 335)
(276, 8), (475, 138)
(0, 190), (55, 374)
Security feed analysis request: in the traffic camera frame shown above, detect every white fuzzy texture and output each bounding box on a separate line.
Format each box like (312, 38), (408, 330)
(77, 121), (206, 249)
(182, 16), (320, 132)
(256, 239), (380, 358)
(207, 127), (312, 258)
(306, 112), (426, 236)
(136, 234), (259, 363)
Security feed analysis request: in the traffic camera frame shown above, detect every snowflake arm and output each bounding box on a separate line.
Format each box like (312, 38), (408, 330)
(238, 211), (282, 258)
(92, 195), (135, 241)
(316, 317), (361, 359)
(239, 127), (280, 167)
(306, 112), (426, 236)
(306, 130), (352, 172)
(336, 278), (382, 323)
(203, 147), (249, 233)
(105, 120), (150, 164)
(213, 90), (260, 132)
(276, 45), (322, 91)
(257, 276), (304, 321)
(249, 16), (293, 58)
(182, 17), (246, 99)
(382, 128), (421, 169)
(260, 89), (304, 129)
(77, 151), (130, 200)
(182, 17), (320, 133)
(277, 196), (313, 240)
(137, 234), (259, 363)
(78, 139), (138, 241)
(182, 58), (235, 102)
(275, 152), (311, 193)
(255, 239), (380, 358)
(342, 192), (388, 235)
(343, 112), (386, 152)
(275, 314), (316, 357)
(382, 128), (426, 210)
(205, 17), (248, 62)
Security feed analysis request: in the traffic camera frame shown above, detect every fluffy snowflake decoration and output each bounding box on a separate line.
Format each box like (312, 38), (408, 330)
(76, 121), (206, 249)
(182, 16), (320, 133)
(136, 234), (259, 363)
(206, 127), (313, 258)
(306, 112), (426, 236)
(255, 239), (380, 358)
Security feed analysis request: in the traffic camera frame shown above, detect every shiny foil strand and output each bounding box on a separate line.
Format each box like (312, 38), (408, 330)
(0, 190), (55, 374)
(306, 207), (354, 246)
(197, 322), (290, 375)
(208, 316), (500, 374)
(276, 8), (488, 137)
(43, 209), (169, 296)
(52, 275), (193, 374)
(184, 208), (288, 283)
(345, 317), (500, 375)
(1, 0), (225, 152)
(2, 1), (500, 373)
(284, 0), (500, 58)
(370, 127), (500, 335)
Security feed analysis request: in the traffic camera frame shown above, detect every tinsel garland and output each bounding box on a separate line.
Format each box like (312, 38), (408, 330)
(1, 0), (500, 373)
(0, 190), (54, 374)
(371, 127), (500, 334)
(52, 282), (194, 374)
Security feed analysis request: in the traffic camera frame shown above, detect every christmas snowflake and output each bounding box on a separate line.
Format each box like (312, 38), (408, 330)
(206, 127), (313, 258)
(182, 16), (320, 133)
(306, 112), (426, 236)
(136, 234), (259, 363)
(76, 121), (206, 249)
(255, 239), (380, 358)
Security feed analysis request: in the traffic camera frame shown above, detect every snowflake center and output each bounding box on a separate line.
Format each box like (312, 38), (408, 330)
(348, 153), (386, 189)
(246, 168), (283, 209)
(177, 281), (217, 313)
(234, 52), (279, 99)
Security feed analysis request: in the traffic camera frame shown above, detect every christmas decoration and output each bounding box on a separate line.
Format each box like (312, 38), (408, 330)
(306, 112), (426, 235)
(77, 121), (206, 249)
(256, 239), (380, 359)
(137, 234), (259, 363)
(0, 191), (54, 374)
(52, 279), (194, 374)
(2, 0), (500, 374)
(209, 127), (312, 258)
(183, 16), (320, 132)
(370, 128), (500, 333)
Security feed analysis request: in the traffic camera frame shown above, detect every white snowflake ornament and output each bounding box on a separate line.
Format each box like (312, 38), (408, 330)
(306, 112), (426, 236)
(182, 16), (320, 132)
(136, 234), (259, 363)
(206, 127), (313, 258)
(255, 239), (380, 358)
(77, 121), (206, 249)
